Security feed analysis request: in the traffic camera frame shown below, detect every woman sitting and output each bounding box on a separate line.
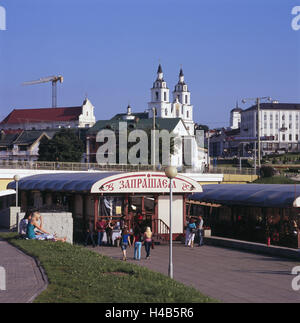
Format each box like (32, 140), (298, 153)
(27, 212), (66, 242)
(19, 210), (33, 238)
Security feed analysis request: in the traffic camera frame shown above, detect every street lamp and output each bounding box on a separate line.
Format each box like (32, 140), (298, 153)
(241, 97), (272, 170)
(165, 165), (177, 279)
(13, 174), (20, 207)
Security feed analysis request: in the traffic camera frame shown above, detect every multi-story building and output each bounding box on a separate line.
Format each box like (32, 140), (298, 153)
(0, 129), (56, 162)
(230, 102), (242, 129)
(240, 102), (300, 154)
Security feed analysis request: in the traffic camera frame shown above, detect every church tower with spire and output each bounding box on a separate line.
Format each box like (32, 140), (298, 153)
(171, 67), (194, 135)
(148, 64), (171, 118)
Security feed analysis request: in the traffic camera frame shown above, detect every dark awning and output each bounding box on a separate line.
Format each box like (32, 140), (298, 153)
(7, 172), (203, 194)
(189, 184), (300, 208)
(7, 172), (120, 193)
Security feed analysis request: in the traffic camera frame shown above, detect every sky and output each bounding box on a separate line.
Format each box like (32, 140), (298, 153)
(0, 0), (299, 129)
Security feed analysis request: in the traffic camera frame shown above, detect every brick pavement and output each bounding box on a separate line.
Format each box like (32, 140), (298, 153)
(93, 242), (300, 303)
(0, 238), (47, 303)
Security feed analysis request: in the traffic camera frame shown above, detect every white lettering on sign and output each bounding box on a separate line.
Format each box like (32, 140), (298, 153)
(90, 172), (201, 194)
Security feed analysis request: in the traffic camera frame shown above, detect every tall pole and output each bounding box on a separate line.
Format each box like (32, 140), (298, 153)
(152, 107), (156, 170)
(169, 177), (173, 279)
(16, 180), (18, 207)
(257, 98), (261, 169)
(165, 166), (177, 279)
(207, 132), (210, 170)
(52, 80), (57, 108)
(242, 96), (271, 173)
(13, 175), (20, 208)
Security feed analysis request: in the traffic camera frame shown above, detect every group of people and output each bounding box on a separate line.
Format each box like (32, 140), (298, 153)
(84, 218), (119, 248)
(120, 226), (153, 261)
(185, 215), (204, 248)
(19, 209), (66, 242)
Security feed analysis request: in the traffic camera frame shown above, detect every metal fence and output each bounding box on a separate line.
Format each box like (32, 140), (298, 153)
(206, 167), (259, 175)
(0, 160), (258, 175)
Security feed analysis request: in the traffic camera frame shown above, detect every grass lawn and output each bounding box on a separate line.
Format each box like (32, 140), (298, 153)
(252, 176), (298, 184)
(0, 233), (216, 303)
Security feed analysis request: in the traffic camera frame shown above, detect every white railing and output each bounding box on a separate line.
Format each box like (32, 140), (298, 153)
(0, 160), (259, 175)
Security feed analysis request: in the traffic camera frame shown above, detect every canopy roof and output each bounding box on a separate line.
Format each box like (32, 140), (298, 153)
(189, 184), (300, 208)
(7, 172), (202, 194)
(0, 190), (16, 197)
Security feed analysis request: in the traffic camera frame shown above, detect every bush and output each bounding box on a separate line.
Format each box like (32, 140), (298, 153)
(260, 166), (275, 178)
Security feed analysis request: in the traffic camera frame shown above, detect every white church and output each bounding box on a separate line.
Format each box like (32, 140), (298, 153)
(147, 64), (206, 169)
(148, 64), (195, 136)
(89, 64), (207, 170)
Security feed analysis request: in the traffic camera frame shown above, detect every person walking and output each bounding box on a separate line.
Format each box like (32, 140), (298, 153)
(84, 220), (96, 247)
(185, 217), (191, 246)
(120, 228), (131, 261)
(197, 216), (204, 247)
(144, 227), (153, 260)
(188, 218), (197, 248)
(133, 229), (142, 260)
(96, 218), (106, 246)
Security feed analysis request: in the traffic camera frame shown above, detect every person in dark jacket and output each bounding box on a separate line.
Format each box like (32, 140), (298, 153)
(84, 220), (96, 247)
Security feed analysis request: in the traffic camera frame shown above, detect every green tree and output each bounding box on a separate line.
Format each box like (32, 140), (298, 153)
(38, 129), (84, 162)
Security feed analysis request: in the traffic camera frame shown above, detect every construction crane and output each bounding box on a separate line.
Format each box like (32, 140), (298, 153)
(23, 75), (64, 108)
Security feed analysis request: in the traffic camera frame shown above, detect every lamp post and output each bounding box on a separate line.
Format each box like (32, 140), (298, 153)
(242, 97), (272, 171)
(165, 165), (177, 279)
(13, 174), (20, 207)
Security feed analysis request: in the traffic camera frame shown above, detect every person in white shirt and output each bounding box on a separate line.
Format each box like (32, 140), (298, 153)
(197, 216), (204, 246)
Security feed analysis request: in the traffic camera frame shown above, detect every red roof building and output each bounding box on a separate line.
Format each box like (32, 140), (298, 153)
(0, 99), (96, 130)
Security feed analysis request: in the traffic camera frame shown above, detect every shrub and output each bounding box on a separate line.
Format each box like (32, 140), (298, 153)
(260, 166), (275, 178)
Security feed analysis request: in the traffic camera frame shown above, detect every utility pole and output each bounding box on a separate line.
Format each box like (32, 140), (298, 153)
(242, 96), (272, 173)
(207, 131), (210, 170)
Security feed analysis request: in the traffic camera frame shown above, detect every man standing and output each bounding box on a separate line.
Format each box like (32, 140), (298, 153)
(96, 218), (106, 246)
(197, 216), (204, 247)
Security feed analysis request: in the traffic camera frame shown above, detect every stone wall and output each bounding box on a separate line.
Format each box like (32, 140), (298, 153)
(0, 207), (21, 229)
(36, 212), (73, 244)
(15, 212), (74, 244)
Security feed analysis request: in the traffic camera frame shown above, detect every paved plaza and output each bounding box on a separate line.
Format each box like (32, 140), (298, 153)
(0, 238), (47, 303)
(94, 242), (300, 303)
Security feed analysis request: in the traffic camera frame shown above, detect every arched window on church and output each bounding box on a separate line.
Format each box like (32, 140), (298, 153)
(187, 110), (189, 118)
(155, 92), (159, 101)
(164, 92), (167, 101)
